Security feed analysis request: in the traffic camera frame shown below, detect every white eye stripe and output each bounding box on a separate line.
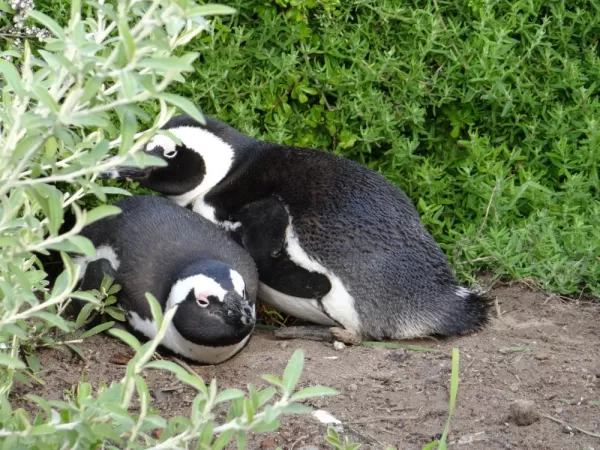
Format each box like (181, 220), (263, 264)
(164, 149), (178, 159)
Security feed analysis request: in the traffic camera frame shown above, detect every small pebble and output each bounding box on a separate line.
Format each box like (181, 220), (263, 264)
(333, 341), (346, 351)
(509, 399), (540, 426)
(278, 342), (288, 349)
(534, 352), (550, 361)
(348, 383), (357, 391)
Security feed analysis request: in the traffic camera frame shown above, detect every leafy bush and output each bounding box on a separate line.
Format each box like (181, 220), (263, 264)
(156, 0), (599, 298)
(0, 1), (339, 448)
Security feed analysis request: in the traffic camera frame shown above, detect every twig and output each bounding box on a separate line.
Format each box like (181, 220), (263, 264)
(477, 183), (499, 236)
(541, 414), (600, 438)
(290, 434), (310, 449)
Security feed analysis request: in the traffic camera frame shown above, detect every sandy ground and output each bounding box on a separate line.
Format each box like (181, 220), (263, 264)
(11, 283), (600, 450)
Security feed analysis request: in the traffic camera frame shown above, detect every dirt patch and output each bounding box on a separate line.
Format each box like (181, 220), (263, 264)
(11, 284), (600, 449)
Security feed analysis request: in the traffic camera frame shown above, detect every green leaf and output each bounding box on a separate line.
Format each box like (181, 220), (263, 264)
(108, 328), (141, 351)
(118, 18), (135, 62)
(159, 93), (205, 124)
(0, 59), (25, 95)
(100, 186), (132, 196)
(279, 403), (314, 414)
(215, 389), (245, 405)
(138, 56), (196, 72)
(186, 5), (237, 17)
(80, 321), (115, 339)
(145, 293), (164, 330)
(119, 109), (137, 154)
(30, 424), (57, 435)
(282, 349), (304, 394)
(291, 385), (339, 402)
(67, 235), (96, 256)
(29, 10), (66, 39)
(84, 205), (121, 226)
(250, 419), (280, 433)
(33, 312), (72, 332)
(262, 374), (284, 388)
(0, 354), (26, 369)
(197, 422), (214, 447)
(25, 354), (41, 373)
(66, 344), (85, 360)
(31, 85), (60, 114)
(211, 429), (234, 450)
(144, 360), (191, 379)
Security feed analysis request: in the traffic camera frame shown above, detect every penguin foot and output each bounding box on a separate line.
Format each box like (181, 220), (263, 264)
(329, 327), (361, 346)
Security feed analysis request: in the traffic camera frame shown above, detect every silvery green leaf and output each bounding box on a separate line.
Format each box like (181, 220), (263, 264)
(145, 292), (164, 331)
(29, 10), (67, 40)
(33, 312), (72, 332)
(0, 354), (26, 369)
(214, 389), (245, 405)
(119, 109), (138, 154)
(159, 93), (205, 124)
(185, 5), (237, 17)
(84, 205), (121, 226)
(282, 349), (304, 394)
(108, 328), (141, 351)
(0, 59), (25, 95)
(250, 419), (280, 433)
(291, 385), (339, 401)
(138, 56), (197, 72)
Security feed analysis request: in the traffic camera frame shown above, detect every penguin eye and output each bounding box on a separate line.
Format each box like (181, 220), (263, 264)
(163, 148), (178, 159)
(196, 298), (209, 308)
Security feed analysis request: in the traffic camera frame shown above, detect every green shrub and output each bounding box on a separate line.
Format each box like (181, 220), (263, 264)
(0, 1), (339, 448)
(156, 0), (598, 298)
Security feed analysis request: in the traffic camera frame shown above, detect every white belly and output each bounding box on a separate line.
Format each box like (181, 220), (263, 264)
(128, 311), (250, 365)
(257, 283), (337, 326)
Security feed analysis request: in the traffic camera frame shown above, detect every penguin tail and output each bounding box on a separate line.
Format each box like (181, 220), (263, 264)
(457, 287), (494, 334)
(442, 286), (494, 336)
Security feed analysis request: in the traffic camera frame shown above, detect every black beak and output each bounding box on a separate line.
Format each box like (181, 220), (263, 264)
(223, 292), (255, 324)
(98, 166), (148, 180)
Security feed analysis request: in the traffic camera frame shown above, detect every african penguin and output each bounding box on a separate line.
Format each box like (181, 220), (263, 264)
(42, 195), (258, 364)
(101, 115), (492, 343)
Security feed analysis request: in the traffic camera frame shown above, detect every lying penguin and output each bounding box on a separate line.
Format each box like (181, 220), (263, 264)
(101, 115), (492, 343)
(42, 195), (258, 364)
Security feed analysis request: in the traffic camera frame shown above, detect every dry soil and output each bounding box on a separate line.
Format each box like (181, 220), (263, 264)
(11, 283), (600, 450)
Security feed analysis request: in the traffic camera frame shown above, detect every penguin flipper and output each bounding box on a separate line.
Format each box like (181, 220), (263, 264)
(71, 258), (118, 328)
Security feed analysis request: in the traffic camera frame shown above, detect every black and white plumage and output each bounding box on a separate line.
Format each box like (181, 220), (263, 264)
(45, 195), (258, 364)
(103, 115), (491, 342)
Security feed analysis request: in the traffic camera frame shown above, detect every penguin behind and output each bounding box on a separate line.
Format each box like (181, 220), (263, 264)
(43, 195), (259, 364)
(101, 115), (492, 343)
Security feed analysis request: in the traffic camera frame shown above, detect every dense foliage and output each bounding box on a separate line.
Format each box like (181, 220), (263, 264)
(158, 0), (598, 298)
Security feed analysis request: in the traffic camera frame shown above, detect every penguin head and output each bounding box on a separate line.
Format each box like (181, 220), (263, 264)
(101, 115), (251, 201)
(168, 260), (256, 347)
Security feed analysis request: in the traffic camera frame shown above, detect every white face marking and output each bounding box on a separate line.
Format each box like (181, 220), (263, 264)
(145, 126), (234, 207)
(72, 245), (120, 282)
(127, 311), (251, 364)
(229, 269), (246, 298)
(167, 274), (228, 308)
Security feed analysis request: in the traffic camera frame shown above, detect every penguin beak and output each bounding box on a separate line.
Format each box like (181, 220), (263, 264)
(223, 292), (255, 325)
(98, 166), (148, 181)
